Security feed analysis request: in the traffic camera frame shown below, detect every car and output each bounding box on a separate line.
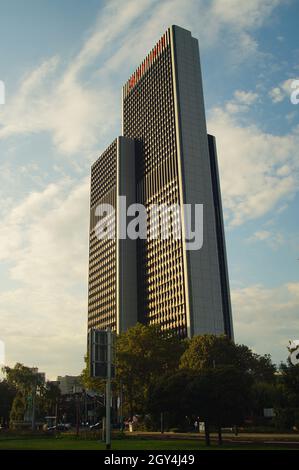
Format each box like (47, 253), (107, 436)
(89, 422), (101, 430)
(46, 425), (56, 432)
(47, 423), (71, 432)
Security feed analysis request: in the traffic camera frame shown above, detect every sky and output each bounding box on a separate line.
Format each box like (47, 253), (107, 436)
(0, 0), (298, 380)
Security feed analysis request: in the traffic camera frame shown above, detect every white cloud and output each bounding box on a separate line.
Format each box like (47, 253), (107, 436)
(64, 0), (157, 83)
(0, 0), (174, 157)
(234, 90), (259, 105)
(0, 55), (117, 155)
(232, 282), (299, 364)
(224, 89), (259, 114)
(209, 0), (283, 63)
(247, 229), (284, 249)
(0, 0), (156, 156)
(0, 178), (90, 378)
(269, 86), (285, 103)
(250, 230), (272, 241)
(208, 104), (299, 226)
(0, 0), (284, 156)
(211, 0), (281, 30)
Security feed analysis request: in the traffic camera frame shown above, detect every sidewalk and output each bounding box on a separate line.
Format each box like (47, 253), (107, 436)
(124, 430), (299, 445)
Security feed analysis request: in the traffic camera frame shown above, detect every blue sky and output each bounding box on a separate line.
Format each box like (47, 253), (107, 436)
(0, 0), (298, 379)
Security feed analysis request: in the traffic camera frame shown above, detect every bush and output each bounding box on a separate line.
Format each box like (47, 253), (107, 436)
(274, 408), (299, 431)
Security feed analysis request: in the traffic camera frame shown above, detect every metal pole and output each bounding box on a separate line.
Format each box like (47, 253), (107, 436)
(31, 384), (36, 431)
(160, 412), (164, 434)
(106, 328), (111, 450)
(120, 381), (123, 431)
(76, 395), (80, 436)
(84, 390), (87, 425)
(55, 402), (58, 427)
(102, 417), (106, 442)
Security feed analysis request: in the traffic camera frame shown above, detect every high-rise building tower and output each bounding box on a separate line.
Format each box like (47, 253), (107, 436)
(88, 137), (137, 333)
(87, 25), (233, 339)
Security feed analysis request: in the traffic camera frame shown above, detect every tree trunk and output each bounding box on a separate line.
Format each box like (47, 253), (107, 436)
(160, 412), (164, 434)
(217, 425), (222, 445)
(76, 397), (80, 436)
(129, 401), (134, 421)
(204, 420), (210, 446)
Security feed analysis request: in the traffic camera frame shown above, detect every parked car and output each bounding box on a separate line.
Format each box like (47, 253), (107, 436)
(47, 423), (71, 432)
(81, 422), (89, 427)
(89, 422), (101, 430)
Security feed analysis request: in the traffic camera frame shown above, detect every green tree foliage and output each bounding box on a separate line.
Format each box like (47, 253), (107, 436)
(0, 380), (16, 427)
(279, 362), (299, 407)
(9, 391), (26, 425)
(81, 353), (106, 394)
(115, 323), (186, 417)
(150, 366), (252, 444)
(82, 327), (283, 434)
(149, 370), (194, 416)
(186, 366), (252, 424)
(180, 334), (276, 382)
(3, 363), (45, 426)
(251, 381), (286, 418)
(41, 381), (61, 416)
(273, 361), (299, 430)
(3, 363), (43, 393)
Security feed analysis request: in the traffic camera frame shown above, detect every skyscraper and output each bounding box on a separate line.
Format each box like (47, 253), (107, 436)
(87, 25), (233, 340)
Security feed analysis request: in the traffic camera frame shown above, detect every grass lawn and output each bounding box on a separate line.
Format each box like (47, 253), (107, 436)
(0, 437), (297, 450)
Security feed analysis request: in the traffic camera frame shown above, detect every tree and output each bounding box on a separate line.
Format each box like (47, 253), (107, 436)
(81, 353), (106, 394)
(272, 361), (299, 430)
(279, 361), (299, 406)
(3, 363), (45, 428)
(180, 335), (276, 382)
(116, 323), (185, 417)
(148, 370), (195, 430)
(3, 363), (43, 393)
(186, 366), (253, 445)
(251, 381), (285, 420)
(9, 392), (26, 426)
(149, 366), (252, 445)
(0, 380), (16, 427)
(251, 354), (277, 383)
(42, 381), (61, 416)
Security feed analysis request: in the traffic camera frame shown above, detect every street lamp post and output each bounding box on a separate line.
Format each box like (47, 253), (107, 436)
(106, 328), (112, 450)
(89, 327), (114, 450)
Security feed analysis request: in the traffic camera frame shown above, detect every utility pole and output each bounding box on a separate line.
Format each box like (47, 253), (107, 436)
(89, 328), (114, 449)
(106, 328), (112, 450)
(31, 372), (39, 431)
(160, 412), (164, 434)
(119, 381), (123, 431)
(76, 394), (80, 437)
(55, 401), (58, 427)
(84, 390), (87, 425)
(31, 383), (36, 431)
(102, 417), (106, 442)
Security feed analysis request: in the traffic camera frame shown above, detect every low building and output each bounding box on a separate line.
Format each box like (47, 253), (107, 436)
(56, 375), (83, 395)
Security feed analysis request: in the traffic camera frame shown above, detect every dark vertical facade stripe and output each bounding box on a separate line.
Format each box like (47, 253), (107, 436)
(208, 134), (233, 339)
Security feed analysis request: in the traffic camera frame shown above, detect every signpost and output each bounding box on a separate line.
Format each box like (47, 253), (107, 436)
(106, 329), (112, 450)
(89, 328), (115, 450)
